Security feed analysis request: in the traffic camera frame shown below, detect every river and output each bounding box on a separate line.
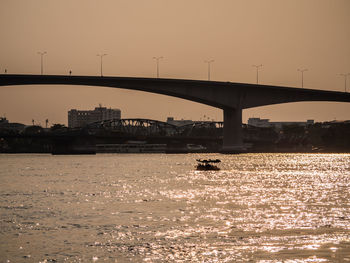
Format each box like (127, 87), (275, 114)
(0, 153), (349, 262)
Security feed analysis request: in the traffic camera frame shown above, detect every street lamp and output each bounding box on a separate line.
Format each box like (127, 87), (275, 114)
(297, 68), (308, 88)
(339, 73), (350, 92)
(97, 54), (107, 77)
(37, 51), (47, 75)
(205, 60), (214, 81)
(153, 56), (163, 78)
(252, 64), (262, 84)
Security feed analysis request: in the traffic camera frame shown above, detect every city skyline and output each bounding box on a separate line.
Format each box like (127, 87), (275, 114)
(0, 102), (342, 128)
(1, 0), (350, 125)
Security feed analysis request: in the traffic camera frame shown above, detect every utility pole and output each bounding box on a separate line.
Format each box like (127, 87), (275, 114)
(339, 73), (350, 92)
(37, 51), (47, 75)
(252, 64), (262, 84)
(97, 54), (107, 77)
(153, 56), (163, 78)
(205, 60), (214, 81)
(297, 68), (308, 88)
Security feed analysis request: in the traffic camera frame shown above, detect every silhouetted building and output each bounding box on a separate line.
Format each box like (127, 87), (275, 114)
(166, 117), (194, 126)
(0, 117), (26, 132)
(0, 117), (8, 125)
(248, 117), (314, 129)
(68, 105), (121, 128)
(321, 120), (350, 128)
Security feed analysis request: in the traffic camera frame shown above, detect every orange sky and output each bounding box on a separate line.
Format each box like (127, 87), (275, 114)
(0, 0), (350, 126)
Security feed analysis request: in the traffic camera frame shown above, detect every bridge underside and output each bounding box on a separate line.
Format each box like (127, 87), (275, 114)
(1, 74), (350, 153)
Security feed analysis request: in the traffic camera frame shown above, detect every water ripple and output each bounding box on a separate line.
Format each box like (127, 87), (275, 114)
(1, 153), (350, 262)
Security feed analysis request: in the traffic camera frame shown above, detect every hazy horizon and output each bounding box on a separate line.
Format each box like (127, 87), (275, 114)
(1, 0), (350, 126)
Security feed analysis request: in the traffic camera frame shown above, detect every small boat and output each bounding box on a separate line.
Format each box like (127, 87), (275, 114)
(196, 159), (221, 171)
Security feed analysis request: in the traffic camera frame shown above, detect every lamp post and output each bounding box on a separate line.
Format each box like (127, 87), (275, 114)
(205, 60), (214, 81)
(97, 54), (107, 77)
(37, 51), (47, 75)
(297, 68), (308, 88)
(153, 56), (163, 78)
(252, 64), (262, 84)
(339, 73), (350, 92)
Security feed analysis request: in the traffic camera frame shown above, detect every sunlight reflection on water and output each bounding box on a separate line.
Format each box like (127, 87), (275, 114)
(0, 153), (350, 262)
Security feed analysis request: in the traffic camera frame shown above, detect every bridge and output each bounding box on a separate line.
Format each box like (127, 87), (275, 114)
(1, 74), (350, 152)
(87, 118), (223, 137)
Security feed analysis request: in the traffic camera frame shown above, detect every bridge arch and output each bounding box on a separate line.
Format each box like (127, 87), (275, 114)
(88, 118), (178, 137)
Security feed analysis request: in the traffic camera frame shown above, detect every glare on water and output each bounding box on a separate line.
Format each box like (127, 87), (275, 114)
(0, 153), (349, 262)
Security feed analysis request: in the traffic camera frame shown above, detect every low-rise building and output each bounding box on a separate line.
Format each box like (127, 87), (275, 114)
(166, 117), (194, 126)
(0, 117), (26, 132)
(68, 105), (121, 128)
(248, 117), (314, 129)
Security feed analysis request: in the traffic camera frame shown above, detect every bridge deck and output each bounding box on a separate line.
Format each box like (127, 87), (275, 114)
(1, 74), (350, 109)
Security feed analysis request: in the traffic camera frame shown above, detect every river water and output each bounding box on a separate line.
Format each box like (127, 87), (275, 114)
(0, 153), (350, 262)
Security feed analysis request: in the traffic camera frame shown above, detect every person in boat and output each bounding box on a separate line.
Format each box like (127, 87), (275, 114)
(196, 159), (221, 170)
(196, 159), (221, 163)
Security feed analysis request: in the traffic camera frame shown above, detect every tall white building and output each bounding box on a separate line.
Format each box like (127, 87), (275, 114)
(68, 105), (121, 128)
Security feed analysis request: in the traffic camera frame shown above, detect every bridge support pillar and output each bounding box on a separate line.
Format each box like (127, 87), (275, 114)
(222, 107), (246, 153)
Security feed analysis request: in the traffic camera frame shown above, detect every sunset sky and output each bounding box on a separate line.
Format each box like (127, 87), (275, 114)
(0, 0), (349, 126)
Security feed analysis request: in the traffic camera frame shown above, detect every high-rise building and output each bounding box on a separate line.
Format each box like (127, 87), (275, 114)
(68, 105), (121, 128)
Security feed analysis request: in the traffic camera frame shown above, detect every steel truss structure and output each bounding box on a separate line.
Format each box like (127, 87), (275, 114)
(88, 118), (223, 137)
